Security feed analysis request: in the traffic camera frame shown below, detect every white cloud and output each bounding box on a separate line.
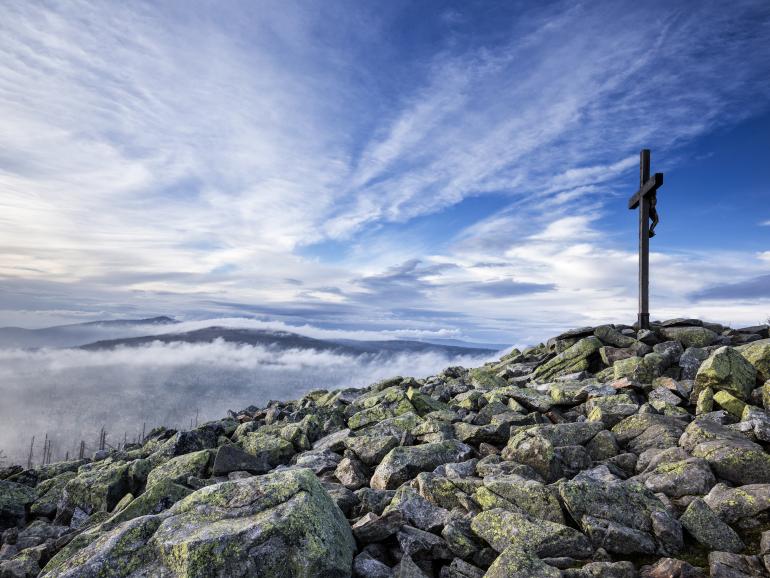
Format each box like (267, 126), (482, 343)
(0, 1), (768, 343)
(0, 339), (493, 462)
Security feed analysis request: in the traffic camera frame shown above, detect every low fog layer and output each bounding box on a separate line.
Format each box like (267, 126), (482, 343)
(0, 339), (494, 464)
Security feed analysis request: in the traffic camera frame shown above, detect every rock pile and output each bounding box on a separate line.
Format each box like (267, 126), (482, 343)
(2, 318), (770, 577)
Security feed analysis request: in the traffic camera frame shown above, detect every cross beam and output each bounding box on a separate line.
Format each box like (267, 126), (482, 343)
(628, 172), (663, 210)
(628, 149), (663, 330)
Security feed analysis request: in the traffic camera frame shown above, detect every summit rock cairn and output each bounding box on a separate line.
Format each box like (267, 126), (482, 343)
(2, 318), (770, 577)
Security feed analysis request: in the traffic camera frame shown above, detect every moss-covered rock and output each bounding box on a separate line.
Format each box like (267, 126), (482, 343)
(659, 326), (718, 348)
(343, 435), (398, 467)
(356, 411), (423, 438)
(696, 386), (714, 415)
(0, 480), (36, 529)
(470, 508), (591, 558)
(703, 483), (770, 524)
(30, 472), (76, 518)
(613, 355), (657, 383)
(533, 336), (602, 381)
(151, 468), (355, 577)
(681, 419), (770, 485)
(347, 397), (416, 429)
(153, 428), (219, 459)
(107, 479), (192, 526)
(640, 457), (716, 498)
(595, 325), (637, 348)
(382, 485), (449, 532)
(695, 346), (757, 401)
(477, 474), (563, 523)
(406, 386), (449, 416)
(239, 433), (295, 471)
(679, 498), (744, 553)
(739, 340), (770, 382)
(483, 545), (561, 577)
(59, 459), (137, 516)
(468, 367), (507, 390)
(712, 390), (746, 417)
(612, 413), (687, 455)
(41, 515), (162, 577)
(371, 440), (473, 490)
(559, 470), (682, 555)
(280, 423), (311, 451)
(763, 380), (770, 411)
(145, 449), (214, 488)
(501, 422), (602, 482)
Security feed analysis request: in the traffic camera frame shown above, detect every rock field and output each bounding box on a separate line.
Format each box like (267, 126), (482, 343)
(2, 318), (770, 577)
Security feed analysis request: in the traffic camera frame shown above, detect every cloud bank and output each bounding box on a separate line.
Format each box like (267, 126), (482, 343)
(0, 340), (493, 464)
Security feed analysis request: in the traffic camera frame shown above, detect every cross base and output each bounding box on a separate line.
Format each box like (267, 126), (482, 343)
(637, 312), (650, 331)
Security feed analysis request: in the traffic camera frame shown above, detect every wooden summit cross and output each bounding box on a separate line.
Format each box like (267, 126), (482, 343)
(628, 149), (663, 330)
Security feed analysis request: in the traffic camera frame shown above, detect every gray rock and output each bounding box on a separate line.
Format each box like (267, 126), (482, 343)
(653, 341), (685, 366)
(396, 525), (451, 560)
(393, 554), (431, 577)
(352, 510), (404, 543)
(595, 325), (638, 348)
(335, 457), (368, 490)
(559, 467), (682, 555)
(483, 544), (561, 577)
(371, 440), (473, 490)
(383, 486), (449, 533)
(680, 419), (770, 484)
(0, 481), (35, 530)
(563, 561), (636, 577)
(355, 488), (395, 516)
(443, 558), (484, 578)
(708, 551), (767, 577)
(441, 515), (482, 560)
(212, 444), (272, 476)
(470, 508), (592, 558)
(639, 457), (716, 498)
(680, 347), (710, 380)
(313, 429), (352, 452)
(292, 448), (342, 475)
(323, 482), (360, 517)
(345, 435), (399, 466)
(353, 551), (392, 578)
(640, 557), (706, 577)
(680, 498), (744, 553)
(659, 326), (718, 348)
(703, 483), (770, 524)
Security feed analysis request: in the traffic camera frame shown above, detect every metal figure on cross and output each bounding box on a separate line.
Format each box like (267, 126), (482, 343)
(648, 191), (659, 238)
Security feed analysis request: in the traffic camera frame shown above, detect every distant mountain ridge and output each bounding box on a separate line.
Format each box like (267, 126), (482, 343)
(0, 316), (502, 356)
(0, 316), (178, 349)
(79, 326), (499, 358)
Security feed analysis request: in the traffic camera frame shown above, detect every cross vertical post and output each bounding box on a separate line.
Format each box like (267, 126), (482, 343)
(628, 149), (662, 330)
(638, 149), (650, 330)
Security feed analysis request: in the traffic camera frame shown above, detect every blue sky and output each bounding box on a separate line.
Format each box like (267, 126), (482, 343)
(0, 0), (769, 345)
